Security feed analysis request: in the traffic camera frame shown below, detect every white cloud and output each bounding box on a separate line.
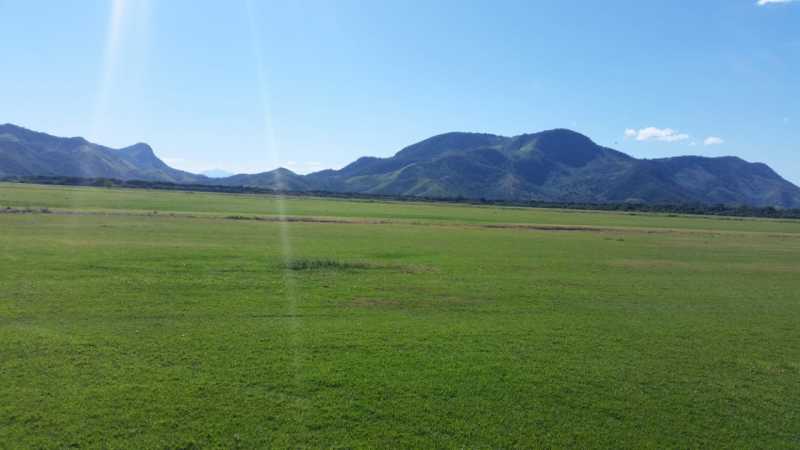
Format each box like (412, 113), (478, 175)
(689, 141), (697, 147)
(704, 136), (724, 146)
(624, 127), (689, 142)
(757, 0), (794, 5)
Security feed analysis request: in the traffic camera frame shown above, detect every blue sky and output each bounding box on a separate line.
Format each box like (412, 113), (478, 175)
(1, 0), (798, 182)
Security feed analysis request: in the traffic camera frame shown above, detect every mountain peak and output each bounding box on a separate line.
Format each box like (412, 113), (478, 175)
(272, 167), (296, 175)
(534, 128), (591, 138)
(0, 123), (36, 137)
(394, 131), (504, 161)
(0, 124), (202, 183)
(2, 124), (799, 207)
(0, 123), (25, 131)
(528, 128), (596, 146)
(1, 123), (92, 147)
(124, 143), (154, 153)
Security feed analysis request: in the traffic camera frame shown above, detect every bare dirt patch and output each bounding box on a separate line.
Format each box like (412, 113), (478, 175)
(225, 215), (390, 225)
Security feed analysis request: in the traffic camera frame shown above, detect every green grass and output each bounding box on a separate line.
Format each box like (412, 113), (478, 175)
(1, 183), (799, 448)
(3, 182), (800, 233)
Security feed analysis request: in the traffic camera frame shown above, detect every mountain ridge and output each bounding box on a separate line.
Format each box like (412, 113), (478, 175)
(2, 123), (799, 208)
(0, 123), (206, 184)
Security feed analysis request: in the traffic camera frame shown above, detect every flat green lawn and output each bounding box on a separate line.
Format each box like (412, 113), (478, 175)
(1, 183), (799, 448)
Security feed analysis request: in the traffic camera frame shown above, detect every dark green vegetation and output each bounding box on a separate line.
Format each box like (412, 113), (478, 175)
(2, 183), (800, 448)
(4, 123), (800, 207)
(8, 176), (800, 219)
(285, 258), (374, 271)
(305, 130), (800, 208)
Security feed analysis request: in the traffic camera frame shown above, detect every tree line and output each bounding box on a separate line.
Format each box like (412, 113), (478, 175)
(4, 175), (799, 219)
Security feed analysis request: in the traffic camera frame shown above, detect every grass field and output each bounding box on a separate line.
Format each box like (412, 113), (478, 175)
(2, 183), (800, 448)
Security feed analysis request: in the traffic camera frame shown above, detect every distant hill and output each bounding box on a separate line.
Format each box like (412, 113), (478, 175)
(300, 129), (800, 208)
(214, 168), (314, 191)
(201, 169), (234, 178)
(0, 124), (205, 184)
(2, 123), (799, 208)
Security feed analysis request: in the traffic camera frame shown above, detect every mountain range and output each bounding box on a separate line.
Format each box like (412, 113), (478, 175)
(2, 123), (799, 208)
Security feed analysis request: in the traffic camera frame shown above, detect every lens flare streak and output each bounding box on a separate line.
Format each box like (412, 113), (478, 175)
(245, 0), (304, 427)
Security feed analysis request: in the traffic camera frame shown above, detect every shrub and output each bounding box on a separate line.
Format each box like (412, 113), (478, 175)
(285, 258), (372, 271)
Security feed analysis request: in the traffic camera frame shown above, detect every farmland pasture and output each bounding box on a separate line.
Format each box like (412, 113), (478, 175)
(1, 183), (799, 448)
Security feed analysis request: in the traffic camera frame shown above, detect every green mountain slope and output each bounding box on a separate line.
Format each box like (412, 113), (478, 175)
(2, 123), (799, 207)
(0, 124), (203, 183)
(302, 129), (800, 207)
